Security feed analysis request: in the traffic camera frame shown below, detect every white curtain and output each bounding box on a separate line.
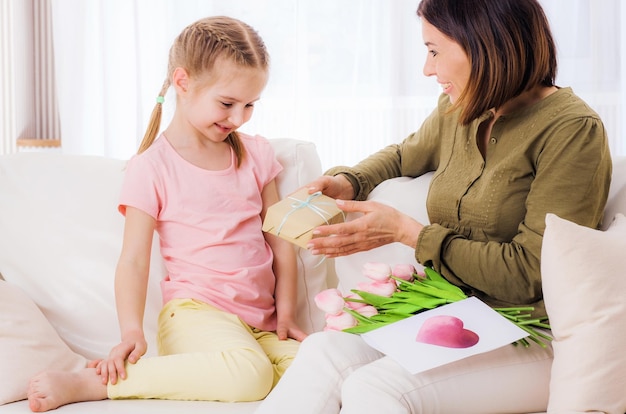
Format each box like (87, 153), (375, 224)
(50, 0), (624, 170)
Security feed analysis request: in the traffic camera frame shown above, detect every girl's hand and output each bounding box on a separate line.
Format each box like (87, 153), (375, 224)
(96, 330), (147, 385)
(307, 200), (424, 258)
(276, 318), (308, 342)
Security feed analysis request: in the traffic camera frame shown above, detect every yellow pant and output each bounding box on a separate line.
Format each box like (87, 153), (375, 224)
(108, 298), (300, 402)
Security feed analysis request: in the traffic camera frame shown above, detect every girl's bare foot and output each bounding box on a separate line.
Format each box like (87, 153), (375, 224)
(27, 368), (107, 412)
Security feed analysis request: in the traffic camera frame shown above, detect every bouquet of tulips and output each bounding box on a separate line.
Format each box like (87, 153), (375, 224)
(315, 262), (552, 348)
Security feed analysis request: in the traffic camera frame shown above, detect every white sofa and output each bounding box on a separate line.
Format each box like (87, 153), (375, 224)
(0, 138), (624, 414)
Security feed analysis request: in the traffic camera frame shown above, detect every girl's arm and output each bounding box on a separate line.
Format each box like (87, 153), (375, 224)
(98, 206), (156, 384)
(261, 180), (307, 342)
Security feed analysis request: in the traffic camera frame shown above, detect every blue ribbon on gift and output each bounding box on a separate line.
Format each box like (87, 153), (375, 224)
(275, 191), (342, 237)
(275, 191), (345, 267)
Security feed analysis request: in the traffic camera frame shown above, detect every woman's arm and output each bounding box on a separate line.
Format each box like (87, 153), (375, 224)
(304, 101), (445, 257)
(324, 96), (445, 201)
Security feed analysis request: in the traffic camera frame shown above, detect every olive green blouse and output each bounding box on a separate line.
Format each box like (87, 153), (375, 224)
(327, 87), (612, 316)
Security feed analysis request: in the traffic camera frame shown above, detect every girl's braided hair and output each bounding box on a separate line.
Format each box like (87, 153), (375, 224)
(138, 16), (269, 167)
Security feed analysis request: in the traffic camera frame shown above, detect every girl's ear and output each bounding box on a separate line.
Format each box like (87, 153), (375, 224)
(172, 67), (189, 94)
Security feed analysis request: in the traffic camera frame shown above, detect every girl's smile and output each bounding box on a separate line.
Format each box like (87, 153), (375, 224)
(169, 59), (268, 146)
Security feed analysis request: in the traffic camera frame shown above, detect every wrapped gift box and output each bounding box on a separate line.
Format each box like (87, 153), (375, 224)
(262, 188), (345, 248)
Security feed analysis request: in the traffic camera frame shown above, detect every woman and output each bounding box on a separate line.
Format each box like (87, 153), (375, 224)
(255, 0), (612, 412)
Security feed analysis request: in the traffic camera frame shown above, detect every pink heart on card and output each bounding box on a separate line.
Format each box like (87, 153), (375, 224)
(416, 315), (479, 348)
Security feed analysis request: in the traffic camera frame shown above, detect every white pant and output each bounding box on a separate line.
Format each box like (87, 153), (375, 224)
(256, 330), (553, 414)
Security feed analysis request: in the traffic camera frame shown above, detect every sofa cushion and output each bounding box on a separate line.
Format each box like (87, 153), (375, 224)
(0, 138), (329, 362)
(0, 280), (86, 405)
(542, 213), (626, 413)
(0, 153), (137, 360)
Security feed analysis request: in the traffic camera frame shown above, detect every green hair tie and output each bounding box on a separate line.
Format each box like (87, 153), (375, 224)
(156, 96), (165, 104)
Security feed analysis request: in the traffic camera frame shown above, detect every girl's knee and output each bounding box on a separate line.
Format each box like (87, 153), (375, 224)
(228, 350), (274, 401)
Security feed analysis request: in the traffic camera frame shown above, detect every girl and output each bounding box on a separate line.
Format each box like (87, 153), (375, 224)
(255, 0), (612, 413)
(28, 16), (305, 412)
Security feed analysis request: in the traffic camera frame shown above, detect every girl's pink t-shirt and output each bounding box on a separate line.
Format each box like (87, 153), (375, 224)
(119, 133), (282, 331)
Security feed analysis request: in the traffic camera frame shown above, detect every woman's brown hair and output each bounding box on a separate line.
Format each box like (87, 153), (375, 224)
(138, 16), (269, 167)
(417, 0), (557, 125)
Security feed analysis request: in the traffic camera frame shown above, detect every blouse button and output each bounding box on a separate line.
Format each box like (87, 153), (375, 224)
(490, 137), (497, 144)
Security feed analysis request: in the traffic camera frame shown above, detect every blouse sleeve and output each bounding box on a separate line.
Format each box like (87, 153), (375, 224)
(416, 115), (612, 311)
(325, 95), (447, 201)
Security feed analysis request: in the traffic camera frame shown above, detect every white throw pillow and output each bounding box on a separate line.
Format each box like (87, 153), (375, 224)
(334, 174), (432, 294)
(0, 152), (164, 360)
(542, 213), (626, 413)
(0, 280), (86, 405)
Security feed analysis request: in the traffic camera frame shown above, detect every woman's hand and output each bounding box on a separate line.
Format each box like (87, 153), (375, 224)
(307, 174), (355, 201)
(96, 330), (147, 385)
(307, 199), (424, 258)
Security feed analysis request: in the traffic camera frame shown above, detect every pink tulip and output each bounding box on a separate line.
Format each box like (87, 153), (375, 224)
(363, 262), (392, 282)
(325, 311), (357, 331)
(314, 289), (345, 316)
(344, 293), (367, 310)
(357, 280), (397, 297)
(392, 264), (416, 281)
(356, 305), (379, 317)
